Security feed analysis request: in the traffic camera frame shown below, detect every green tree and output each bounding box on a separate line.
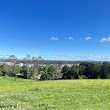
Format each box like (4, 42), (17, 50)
(62, 66), (78, 79)
(38, 66), (48, 74)
(61, 65), (70, 75)
(10, 65), (21, 77)
(79, 65), (86, 76)
(100, 62), (110, 79)
(1, 64), (10, 76)
(48, 66), (56, 75)
(20, 66), (28, 79)
(83, 62), (101, 79)
(40, 73), (51, 80)
(40, 65), (59, 80)
(71, 65), (79, 75)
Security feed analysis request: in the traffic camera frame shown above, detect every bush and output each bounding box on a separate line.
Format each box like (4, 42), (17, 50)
(79, 75), (88, 79)
(40, 74), (52, 80)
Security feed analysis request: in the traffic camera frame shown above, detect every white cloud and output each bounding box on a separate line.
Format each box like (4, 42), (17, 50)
(85, 36), (92, 40)
(69, 37), (74, 40)
(99, 37), (110, 42)
(49, 37), (59, 40)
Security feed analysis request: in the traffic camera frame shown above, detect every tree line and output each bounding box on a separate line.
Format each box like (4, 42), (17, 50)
(61, 62), (110, 79)
(0, 64), (60, 80)
(0, 61), (110, 80)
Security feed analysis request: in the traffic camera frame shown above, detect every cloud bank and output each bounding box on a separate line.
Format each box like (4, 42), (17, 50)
(99, 37), (110, 42)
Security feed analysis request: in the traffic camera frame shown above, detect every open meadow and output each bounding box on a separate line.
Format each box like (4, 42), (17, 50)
(0, 77), (110, 110)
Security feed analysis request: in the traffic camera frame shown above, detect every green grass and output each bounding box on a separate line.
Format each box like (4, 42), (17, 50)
(0, 77), (110, 110)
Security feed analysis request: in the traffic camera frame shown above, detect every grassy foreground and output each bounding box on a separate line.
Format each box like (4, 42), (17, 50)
(0, 77), (110, 110)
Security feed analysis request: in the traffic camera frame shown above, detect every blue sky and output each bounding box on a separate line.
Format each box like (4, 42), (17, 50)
(0, 0), (110, 61)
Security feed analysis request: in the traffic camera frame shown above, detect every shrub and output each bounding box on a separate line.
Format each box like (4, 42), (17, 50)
(79, 75), (88, 79)
(40, 74), (52, 80)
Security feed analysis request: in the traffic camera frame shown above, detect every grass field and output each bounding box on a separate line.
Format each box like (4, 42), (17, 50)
(0, 77), (110, 110)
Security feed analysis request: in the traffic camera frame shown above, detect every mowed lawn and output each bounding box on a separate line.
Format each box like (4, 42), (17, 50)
(0, 77), (110, 110)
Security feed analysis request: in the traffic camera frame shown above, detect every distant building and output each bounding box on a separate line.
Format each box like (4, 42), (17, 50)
(16, 63), (24, 67)
(5, 62), (14, 66)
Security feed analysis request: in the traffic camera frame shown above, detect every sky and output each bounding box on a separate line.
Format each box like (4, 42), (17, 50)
(0, 0), (110, 61)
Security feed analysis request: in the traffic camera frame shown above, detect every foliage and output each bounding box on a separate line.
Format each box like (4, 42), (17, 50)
(0, 70), (2, 76)
(38, 66), (48, 74)
(61, 65), (70, 75)
(48, 66), (58, 78)
(20, 66), (28, 78)
(61, 62), (110, 79)
(11, 65), (21, 76)
(40, 73), (52, 80)
(40, 65), (59, 80)
(0, 61), (110, 80)
(79, 62), (101, 79)
(79, 65), (86, 76)
(100, 62), (110, 79)
(83, 62), (101, 79)
(62, 65), (78, 79)
(79, 75), (88, 79)
(1, 64), (11, 76)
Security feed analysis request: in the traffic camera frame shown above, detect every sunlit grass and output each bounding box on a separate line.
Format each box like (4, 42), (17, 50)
(0, 77), (110, 110)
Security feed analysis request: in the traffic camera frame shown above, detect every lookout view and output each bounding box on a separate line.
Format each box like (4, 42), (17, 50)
(0, 0), (110, 110)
